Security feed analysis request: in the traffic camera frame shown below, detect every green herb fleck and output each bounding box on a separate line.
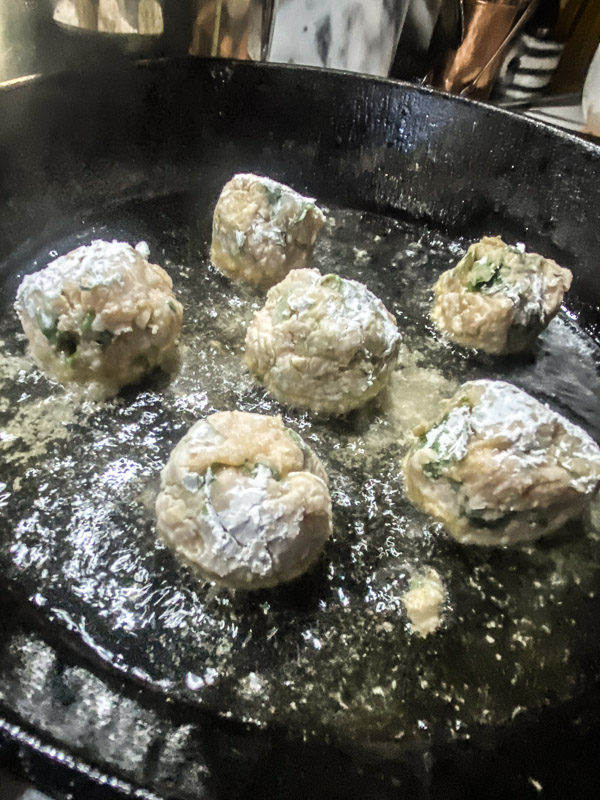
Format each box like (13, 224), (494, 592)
(36, 311), (58, 341)
(273, 295), (292, 322)
(37, 312), (81, 356)
(422, 458), (454, 480)
(296, 202), (314, 224)
(94, 330), (114, 348)
(168, 300), (177, 313)
(418, 405), (471, 480)
(321, 274), (344, 291)
(466, 258), (504, 292)
(265, 184), (283, 208)
(81, 311), (95, 331)
(286, 428), (305, 449)
(207, 463), (230, 479)
(206, 465), (218, 486)
(78, 281), (111, 291)
(455, 249), (474, 276)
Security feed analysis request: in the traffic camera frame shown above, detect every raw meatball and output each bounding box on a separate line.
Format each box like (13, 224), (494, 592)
(403, 380), (600, 546)
(155, 411), (332, 589)
(244, 268), (400, 415)
(431, 236), (572, 354)
(210, 173), (325, 290)
(15, 240), (183, 395)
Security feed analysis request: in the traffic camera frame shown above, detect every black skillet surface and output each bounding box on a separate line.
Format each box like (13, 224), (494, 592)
(1, 59), (600, 798)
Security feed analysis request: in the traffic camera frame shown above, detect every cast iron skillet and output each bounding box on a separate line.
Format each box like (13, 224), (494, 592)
(1, 58), (600, 799)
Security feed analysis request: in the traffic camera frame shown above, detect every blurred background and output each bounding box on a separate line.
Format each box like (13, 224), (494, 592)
(0, 0), (598, 133)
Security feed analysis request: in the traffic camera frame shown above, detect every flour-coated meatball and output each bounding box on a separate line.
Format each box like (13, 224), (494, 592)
(244, 268), (400, 415)
(403, 380), (600, 546)
(431, 237), (572, 354)
(210, 173), (325, 290)
(155, 411), (332, 589)
(15, 240), (183, 394)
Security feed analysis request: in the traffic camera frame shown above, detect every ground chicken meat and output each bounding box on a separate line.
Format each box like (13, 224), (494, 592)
(15, 240), (183, 395)
(210, 173), (325, 290)
(431, 236), (572, 354)
(244, 268), (400, 415)
(403, 379), (600, 546)
(155, 411), (332, 589)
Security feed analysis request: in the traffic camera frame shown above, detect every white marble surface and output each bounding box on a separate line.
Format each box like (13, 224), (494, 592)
(268, 0), (410, 76)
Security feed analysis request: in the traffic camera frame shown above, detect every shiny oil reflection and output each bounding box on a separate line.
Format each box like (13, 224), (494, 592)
(1, 199), (600, 740)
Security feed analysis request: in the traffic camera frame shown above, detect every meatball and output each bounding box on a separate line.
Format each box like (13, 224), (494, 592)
(244, 268), (400, 415)
(403, 380), (600, 546)
(431, 236), (572, 354)
(155, 411), (332, 589)
(15, 240), (183, 394)
(210, 173), (325, 290)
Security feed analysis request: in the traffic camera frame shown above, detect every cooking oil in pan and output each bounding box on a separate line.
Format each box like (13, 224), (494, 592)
(0, 198), (600, 742)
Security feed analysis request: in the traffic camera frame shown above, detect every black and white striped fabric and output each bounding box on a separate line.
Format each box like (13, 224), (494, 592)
(495, 30), (564, 103)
